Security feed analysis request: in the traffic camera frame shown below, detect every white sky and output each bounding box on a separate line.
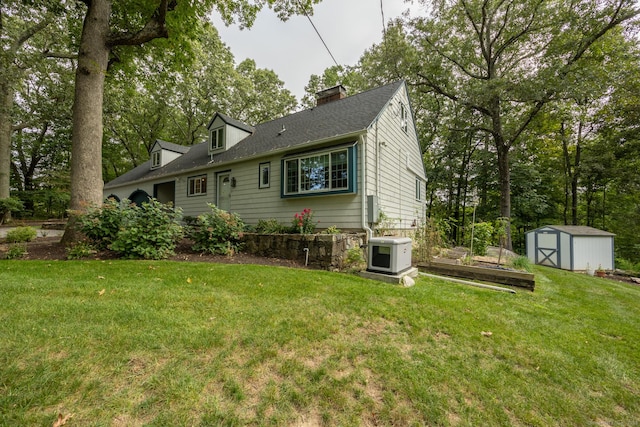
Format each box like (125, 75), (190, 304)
(210, 0), (426, 101)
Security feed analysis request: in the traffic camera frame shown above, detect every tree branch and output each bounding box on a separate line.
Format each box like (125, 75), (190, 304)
(42, 50), (78, 60)
(416, 72), (492, 117)
(10, 16), (52, 55)
(106, 0), (178, 47)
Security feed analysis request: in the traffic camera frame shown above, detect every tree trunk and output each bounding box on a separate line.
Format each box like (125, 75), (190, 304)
(61, 0), (112, 245)
(571, 122), (583, 225)
(0, 82), (13, 222)
(0, 83), (12, 197)
(490, 95), (513, 251)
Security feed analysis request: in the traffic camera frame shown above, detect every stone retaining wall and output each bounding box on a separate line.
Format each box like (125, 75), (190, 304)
(241, 233), (367, 270)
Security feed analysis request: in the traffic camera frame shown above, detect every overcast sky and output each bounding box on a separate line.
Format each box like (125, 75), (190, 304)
(210, 0), (426, 101)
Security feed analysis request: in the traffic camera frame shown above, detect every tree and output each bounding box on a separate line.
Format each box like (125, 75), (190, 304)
(101, 23), (297, 183)
(229, 59), (296, 124)
(0, 2), (58, 221)
(408, 0), (639, 249)
(62, 0), (322, 244)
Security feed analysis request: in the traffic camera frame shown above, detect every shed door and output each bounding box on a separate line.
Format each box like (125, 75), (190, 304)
(536, 230), (560, 267)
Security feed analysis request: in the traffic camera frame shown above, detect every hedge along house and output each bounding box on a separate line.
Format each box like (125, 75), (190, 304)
(525, 225), (615, 272)
(103, 81), (427, 236)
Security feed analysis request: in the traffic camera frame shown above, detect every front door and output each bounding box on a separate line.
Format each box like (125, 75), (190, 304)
(217, 173), (231, 211)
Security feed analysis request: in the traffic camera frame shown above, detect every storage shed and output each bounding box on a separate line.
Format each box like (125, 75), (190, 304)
(525, 225), (615, 272)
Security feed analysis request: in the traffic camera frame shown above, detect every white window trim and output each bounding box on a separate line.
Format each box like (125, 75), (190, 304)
(259, 162), (270, 189)
(210, 127), (224, 151)
(284, 146), (351, 196)
(188, 175), (207, 196)
(151, 151), (161, 168)
(400, 102), (408, 133)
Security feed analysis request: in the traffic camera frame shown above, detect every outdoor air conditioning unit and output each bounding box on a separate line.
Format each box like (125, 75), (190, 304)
(368, 237), (412, 274)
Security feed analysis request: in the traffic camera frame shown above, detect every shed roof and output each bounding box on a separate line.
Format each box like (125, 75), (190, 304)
(105, 80), (405, 190)
(528, 225), (615, 237)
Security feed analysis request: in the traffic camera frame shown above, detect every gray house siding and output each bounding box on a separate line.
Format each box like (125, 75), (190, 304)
(104, 81), (425, 233)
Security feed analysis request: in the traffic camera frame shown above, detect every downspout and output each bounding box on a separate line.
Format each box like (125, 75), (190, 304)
(361, 133), (373, 240)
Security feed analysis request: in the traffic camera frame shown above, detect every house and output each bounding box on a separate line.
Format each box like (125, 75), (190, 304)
(525, 225), (615, 271)
(103, 81), (427, 235)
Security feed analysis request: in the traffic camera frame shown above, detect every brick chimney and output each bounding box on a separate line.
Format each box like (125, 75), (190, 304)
(315, 84), (347, 106)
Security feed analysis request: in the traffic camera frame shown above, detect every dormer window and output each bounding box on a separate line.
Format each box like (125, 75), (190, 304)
(151, 151), (161, 169)
(211, 127), (224, 151)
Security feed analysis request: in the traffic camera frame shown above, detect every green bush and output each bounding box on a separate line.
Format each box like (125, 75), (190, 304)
(616, 258), (640, 275)
(80, 198), (127, 249)
(187, 204), (244, 255)
(5, 243), (27, 259)
(324, 225), (341, 234)
(4, 244), (27, 259)
(344, 246), (366, 272)
(0, 197), (24, 224)
(470, 221), (494, 256)
(255, 218), (288, 234)
(66, 242), (97, 260)
(110, 199), (183, 260)
(5, 226), (37, 243)
(509, 255), (533, 272)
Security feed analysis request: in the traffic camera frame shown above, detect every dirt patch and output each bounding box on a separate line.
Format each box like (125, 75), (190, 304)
(2, 236), (306, 269)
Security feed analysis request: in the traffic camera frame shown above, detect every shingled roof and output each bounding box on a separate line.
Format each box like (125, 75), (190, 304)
(105, 80), (405, 189)
(152, 139), (190, 154)
(542, 225), (615, 237)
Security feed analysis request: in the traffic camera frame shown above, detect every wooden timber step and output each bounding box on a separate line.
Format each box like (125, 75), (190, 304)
(418, 261), (535, 291)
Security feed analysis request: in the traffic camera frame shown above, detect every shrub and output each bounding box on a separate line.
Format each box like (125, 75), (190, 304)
(616, 258), (640, 275)
(344, 246), (366, 272)
(0, 197), (24, 224)
(5, 226), (37, 243)
(324, 225), (341, 234)
(413, 217), (449, 262)
(187, 204), (244, 255)
(292, 208), (316, 234)
(66, 242), (97, 260)
(4, 244), (27, 259)
(470, 221), (494, 256)
(80, 198), (127, 249)
(255, 218), (287, 234)
(110, 199), (183, 260)
(509, 255), (532, 272)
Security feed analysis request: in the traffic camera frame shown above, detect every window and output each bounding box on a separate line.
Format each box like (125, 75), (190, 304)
(400, 103), (408, 133)
(188, 175), (207, 196)
(210, 127), (224, 151)
(259, 162), (270, 189)
(151, 151), (161, 168)
(282, 145), (356, 197)
(415, 178), (422, 201)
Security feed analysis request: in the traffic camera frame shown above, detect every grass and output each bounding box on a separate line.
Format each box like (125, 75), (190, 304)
(1, 261), (639, 426)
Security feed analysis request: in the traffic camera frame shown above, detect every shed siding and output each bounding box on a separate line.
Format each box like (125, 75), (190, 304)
(560, 231), (571, 270)
(573, 236), (614, 271)
(526, 226), (615, 271)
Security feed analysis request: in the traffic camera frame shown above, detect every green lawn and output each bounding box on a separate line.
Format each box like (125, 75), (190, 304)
(1, 261), (638, 426)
